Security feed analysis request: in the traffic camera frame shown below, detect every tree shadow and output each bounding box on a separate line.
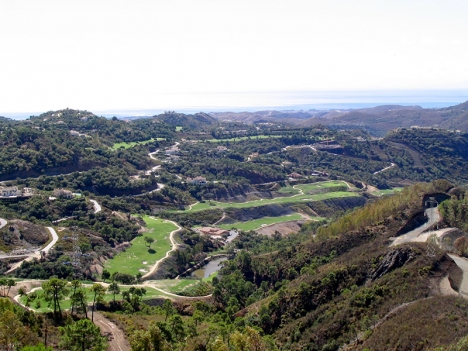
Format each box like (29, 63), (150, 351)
(148, 248), (156, 254)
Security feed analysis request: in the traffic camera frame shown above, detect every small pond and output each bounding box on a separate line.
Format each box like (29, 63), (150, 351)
(191, 256), (228, 279)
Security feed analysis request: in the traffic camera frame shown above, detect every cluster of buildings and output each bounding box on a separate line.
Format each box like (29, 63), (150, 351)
(0, 186), (34, 199)
(197, 227), (239, 245)
(164, 145), (181, 163)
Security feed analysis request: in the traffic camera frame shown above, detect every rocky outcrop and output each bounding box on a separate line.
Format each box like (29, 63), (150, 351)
(369, 247), (416, 281)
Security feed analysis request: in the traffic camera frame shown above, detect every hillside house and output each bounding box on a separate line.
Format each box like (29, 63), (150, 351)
(199, 227), (229, 236)
(165, 155), (180, 163)
(53, 189), (74, 199)
(288, 172), (303, 180)
(311, 170), (329, 177)
(165, 146), (180, 156)
(187, 176), (207, 185)
(22, 188), (35, 196)
(0, 186), (21, 197)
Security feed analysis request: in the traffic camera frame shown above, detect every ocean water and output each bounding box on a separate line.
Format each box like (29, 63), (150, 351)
(2, 90), (467, 119)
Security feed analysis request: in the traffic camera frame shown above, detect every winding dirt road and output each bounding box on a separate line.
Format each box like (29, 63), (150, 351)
(389, 208), (468, 297)
(447, 254), (468, 296)
(93, 312), (131, 351)
(4, 226), (59, 274)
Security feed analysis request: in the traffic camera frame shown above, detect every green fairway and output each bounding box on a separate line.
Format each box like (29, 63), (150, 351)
(174, 181), (358, 213)
(205, 135), (282, 143)
(203, 272), (218, 282)
(149, 279), (200, 293)
(219, 213), (307, 231)
(112, 138), (166, 150)
(104, 216), (177, 276)
(295, 180), (351, 192)
(20, 285), (173, 313)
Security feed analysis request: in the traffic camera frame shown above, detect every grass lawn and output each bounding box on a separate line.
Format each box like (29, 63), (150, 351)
(149, 279), (199, 293)
(111, 138), (165, 150)
(173, 181), (359, 214)
(295, 180), (351, 192)
(21, 285), (173, 313)
(203, 272), (218, 282)
(373, 187), (403, 196)
(205, 135), (282, 143)
(104, 216), (177, 276)
(175, 126), (183, 132)
(218, 213), (306, 231)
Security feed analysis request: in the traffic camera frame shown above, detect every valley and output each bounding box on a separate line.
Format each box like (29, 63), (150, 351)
(2, 107), (468, 350)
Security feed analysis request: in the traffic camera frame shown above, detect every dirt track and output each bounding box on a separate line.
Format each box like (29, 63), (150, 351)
(93, 312), (130, 351)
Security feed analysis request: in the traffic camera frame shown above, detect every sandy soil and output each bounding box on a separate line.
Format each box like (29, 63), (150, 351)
(256, 221), (302, 237)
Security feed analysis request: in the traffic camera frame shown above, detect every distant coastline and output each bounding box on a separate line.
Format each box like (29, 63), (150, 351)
(2, 89), (466, 120)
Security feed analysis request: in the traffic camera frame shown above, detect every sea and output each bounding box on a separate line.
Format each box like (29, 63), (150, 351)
(2, 90), (467, 120)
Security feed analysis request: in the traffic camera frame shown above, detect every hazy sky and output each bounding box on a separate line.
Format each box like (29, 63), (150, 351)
(0, 0), (467, 113)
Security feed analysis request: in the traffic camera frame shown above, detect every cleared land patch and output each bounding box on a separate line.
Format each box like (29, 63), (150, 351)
(104, 216), (177, 276)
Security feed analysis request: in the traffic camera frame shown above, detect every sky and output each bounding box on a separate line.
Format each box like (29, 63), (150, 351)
(0, 0), (467, 115)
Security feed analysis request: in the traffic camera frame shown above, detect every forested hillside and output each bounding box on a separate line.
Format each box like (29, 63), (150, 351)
(3, 107), (468, 351)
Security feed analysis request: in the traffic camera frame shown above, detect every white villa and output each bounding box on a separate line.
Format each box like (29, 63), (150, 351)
(0, 186), (21, 197)
(187, 176), (207, 185)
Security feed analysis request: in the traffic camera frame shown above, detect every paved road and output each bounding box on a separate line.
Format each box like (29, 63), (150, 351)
(447, 254), (468, 296)
(89, 199), (102, 213)
(148, 149), (160, 160)
(3, 227), (59, 274)
(390, 207), (440, 247)
(43, 227), (59, 253)
(0, 218), (7, 229)
(373, 162), (396, 175)
(387, 208), (468, 297)
(133, 183), (165, 197)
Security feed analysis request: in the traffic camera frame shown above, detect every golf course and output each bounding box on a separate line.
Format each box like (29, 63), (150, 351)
(104, 216), (177, 276)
